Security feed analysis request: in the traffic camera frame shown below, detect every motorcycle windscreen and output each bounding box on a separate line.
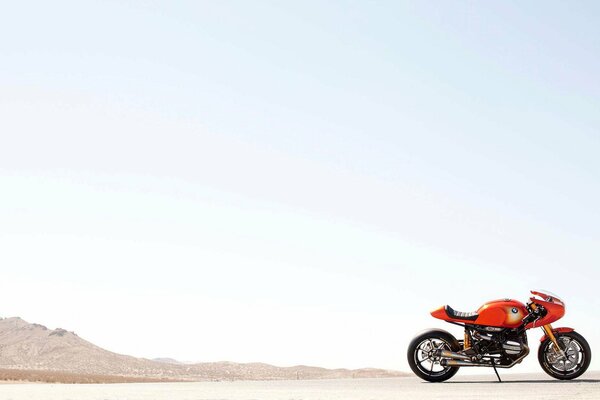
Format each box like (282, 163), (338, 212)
(531, 289), (565, 306)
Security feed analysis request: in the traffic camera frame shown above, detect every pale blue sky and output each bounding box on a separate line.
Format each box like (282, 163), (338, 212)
(1, 1), (599, 372)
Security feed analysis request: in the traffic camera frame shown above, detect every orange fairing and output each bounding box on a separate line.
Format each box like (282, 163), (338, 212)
(525, 297), (565, 328)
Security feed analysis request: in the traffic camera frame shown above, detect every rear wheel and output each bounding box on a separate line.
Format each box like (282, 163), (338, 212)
(538, 331), (591, 380)
(407, 330), (460, 382)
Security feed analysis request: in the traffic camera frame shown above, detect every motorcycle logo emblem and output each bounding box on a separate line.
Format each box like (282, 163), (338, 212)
(511, 307), (518, 314)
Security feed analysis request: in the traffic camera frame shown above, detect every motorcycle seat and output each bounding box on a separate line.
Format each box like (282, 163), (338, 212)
(445, 305), (479, 321)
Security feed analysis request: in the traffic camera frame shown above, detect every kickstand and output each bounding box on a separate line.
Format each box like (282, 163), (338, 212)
(491, 359), (502, 383)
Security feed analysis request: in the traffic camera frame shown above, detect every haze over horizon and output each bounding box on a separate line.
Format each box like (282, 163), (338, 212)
(1, 1), (599, 373)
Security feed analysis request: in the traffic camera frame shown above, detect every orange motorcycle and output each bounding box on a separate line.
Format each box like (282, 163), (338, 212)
(407, 290), (591, 382)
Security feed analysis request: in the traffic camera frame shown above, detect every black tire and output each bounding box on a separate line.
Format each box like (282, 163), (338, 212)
(538, 331), (591, 380)
(407, 329), (460, 382)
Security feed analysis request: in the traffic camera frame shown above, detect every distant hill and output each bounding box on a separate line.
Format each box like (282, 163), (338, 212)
(0, 317), (408, 382)
(152, 357), (187, 365)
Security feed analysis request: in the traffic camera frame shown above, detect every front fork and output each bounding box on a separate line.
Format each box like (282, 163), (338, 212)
(542, 324), (567, 359)
(527, 303), (567, 360)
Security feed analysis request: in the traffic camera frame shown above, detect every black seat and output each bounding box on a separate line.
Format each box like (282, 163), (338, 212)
(445, 305), (478, 321)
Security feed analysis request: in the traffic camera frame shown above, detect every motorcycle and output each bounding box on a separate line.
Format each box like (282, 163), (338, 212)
(407, 290), (591, 382)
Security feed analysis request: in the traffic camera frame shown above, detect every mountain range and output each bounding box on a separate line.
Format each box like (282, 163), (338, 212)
(0, 317), (406, 382)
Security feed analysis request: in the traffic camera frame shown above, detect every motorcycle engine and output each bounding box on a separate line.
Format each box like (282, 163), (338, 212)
(502, 340), (522, 355)
(471, 328), (528, 365)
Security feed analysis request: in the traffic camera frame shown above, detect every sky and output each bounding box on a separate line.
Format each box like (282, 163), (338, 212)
(1, 1), (599, 373)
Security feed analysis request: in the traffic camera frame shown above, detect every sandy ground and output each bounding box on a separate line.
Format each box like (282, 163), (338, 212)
(0, 372), (598, 399)
(0, 368), (181, 384)
(409, 371), (600, 400)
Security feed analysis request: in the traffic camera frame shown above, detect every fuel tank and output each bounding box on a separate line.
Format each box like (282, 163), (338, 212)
(431, 298), (528, 328)
(475, 299), (528, 328)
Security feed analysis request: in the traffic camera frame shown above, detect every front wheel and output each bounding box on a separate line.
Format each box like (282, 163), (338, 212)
(538, 331), (591, 380)
(407, 329), (460, 382)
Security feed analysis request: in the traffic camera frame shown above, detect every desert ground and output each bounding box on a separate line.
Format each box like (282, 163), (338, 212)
(0, 372), (598, 400)
(408, 371), (600, 400)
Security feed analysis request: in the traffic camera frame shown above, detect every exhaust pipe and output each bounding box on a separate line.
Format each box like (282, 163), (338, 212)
(441, 359), (489, 367)
(435, 349), (471, 361)
(440, 344), (530, 368)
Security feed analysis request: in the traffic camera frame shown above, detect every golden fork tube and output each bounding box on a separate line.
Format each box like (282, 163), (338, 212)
(542, 324), (565, 358)
(464, 331), (471, 350)
(543, 324), (559, 347)
(531, 303), (565, 358)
